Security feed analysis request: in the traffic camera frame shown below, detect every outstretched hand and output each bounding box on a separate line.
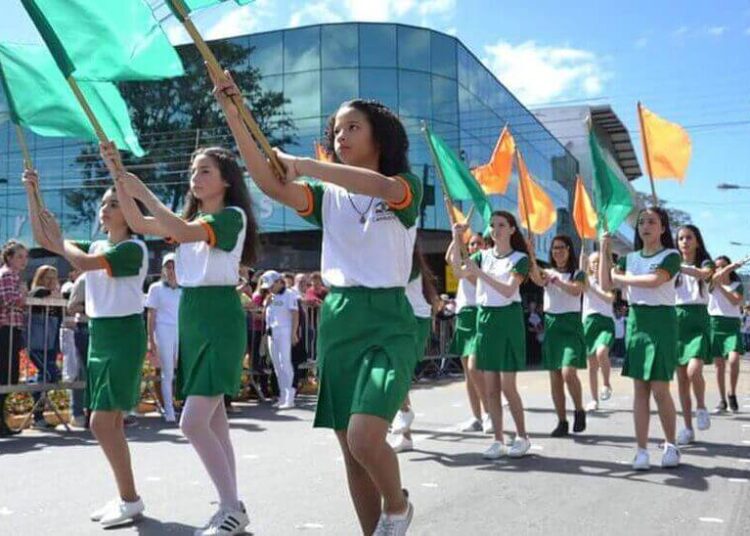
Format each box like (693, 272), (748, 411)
(99, 141), (124, 177)
(22, 168), (40, 195)
(116, 172), (151, 201)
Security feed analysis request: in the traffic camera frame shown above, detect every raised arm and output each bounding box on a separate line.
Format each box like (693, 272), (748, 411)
(22, 170), (57, 252)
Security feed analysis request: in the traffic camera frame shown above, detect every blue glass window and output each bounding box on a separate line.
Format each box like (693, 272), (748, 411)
(284, 27), (320, 73)
(398, 27), (430, 72)
(248, 32), (283, 76)
(399, 71), (431, 119)
(322, 69), (359, 117)
(322, 24), (358, 69)
(284, 71), (321, 119)
(359, 68), (398, 111)
(360, 24), (396, 67)
(430, 33), (456, 78)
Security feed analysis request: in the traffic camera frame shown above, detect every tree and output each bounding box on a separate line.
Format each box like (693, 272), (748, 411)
(65, 40), (295, 227)
(635, 192), (693, 228)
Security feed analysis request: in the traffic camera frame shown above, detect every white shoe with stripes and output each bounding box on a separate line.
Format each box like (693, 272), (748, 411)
(195, 507), (249, 536)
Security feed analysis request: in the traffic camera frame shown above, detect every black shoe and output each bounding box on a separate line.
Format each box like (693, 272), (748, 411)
(551, 420), (569, 437)
(573, 410), (586, 433)
(715, 400), (728, 413)
(728, 395), (739, 412)
(0, 425), (21, 437)
(123, 415), (138, 427)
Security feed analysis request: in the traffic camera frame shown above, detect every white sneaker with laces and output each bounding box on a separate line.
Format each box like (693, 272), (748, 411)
(695, 408), (711, 431)
(391, 409), (415, 434)
(508, 437), (531, 458)
(676, 428), (694, 446)
(392, 435), (414, 453)
(482, 414), (494, 434)
(661, 443), (681, 468)
(373, 502), (413, 536)
(99, 498), (145, 527)
(90, 498), (119, 522)
(600, 386), (613, 401)
(585, 400), (599, 412)
(632, 449), (650, 471)
(458, 417), (482, 432)
(195, 507), (249, 536)
(482, 441), (507, 460)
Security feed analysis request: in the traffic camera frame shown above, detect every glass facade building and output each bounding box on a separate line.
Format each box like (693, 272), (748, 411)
(0, 22), (577, 265)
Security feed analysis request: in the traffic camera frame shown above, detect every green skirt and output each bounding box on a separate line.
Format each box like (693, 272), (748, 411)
(710, 316), (745, 357)
(475, 303), (526, 372)
(543, 312), (586, 370)
(415, 316), (432, 361)
(676, 304), (711, 365)
(583, 314), (615, 356)
(314, 287), (418, 430)
(622, 305), (678, 382)
(450, 306), (478, 357)
(177, 286), (247, 399)
(87, 314), (146, 412)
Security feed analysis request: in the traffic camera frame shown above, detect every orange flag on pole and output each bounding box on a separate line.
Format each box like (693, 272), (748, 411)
(448, 203), (474, 243)
(638, 102), (691, 182)
(314, 140), (332, 162)
(473, 125), (515, 194)
(572, 175), (598, 239)
(516, 150), (557, 234)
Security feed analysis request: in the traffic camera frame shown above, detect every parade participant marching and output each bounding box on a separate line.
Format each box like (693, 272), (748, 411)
(673, 225), (714, 443)
(23, 170), (148, 526)
(708, 255), (746, 413)
(99, 141), (258, 535)
(145, 252), (182, 423)
(530, 235), (587, 437)
(464, 211), (532, 460)
(212, 68), (422, 535)
(581, 251), (615, 412)
(600, 207), (681, 470)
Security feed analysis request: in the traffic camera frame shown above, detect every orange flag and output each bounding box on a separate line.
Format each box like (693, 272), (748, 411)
(638, 102), (691, 181)
(572, 175), (598, 239)
(313, 140), (332, 162)
(473, 126), (515, 194)
(517, 150), (557, 234)
(448, 203), (473, 243)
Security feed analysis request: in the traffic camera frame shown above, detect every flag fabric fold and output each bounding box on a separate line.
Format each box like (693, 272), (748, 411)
(588, 130), (634, 234)
(572, 175), (598, 239)
(314, 141), (333, 162)
(516, 150), (556, 234)
(472, 126), (515, 195)
(638, 103), (691, 182)
(448, 204), (473, 243)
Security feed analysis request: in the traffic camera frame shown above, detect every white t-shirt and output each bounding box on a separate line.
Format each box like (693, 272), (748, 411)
(77, 239), (148, 319)
(543, 269), (584, 314)
(455, 278), (477, 313)
(675, 260), (713, 306)
(708, 281), (744, 318)
(406, 275), (432, 319)
(617, 249), (681, 306)
(144, 281), (182, 326)
(176, 207), (246, 288)
(265, 290), (299, 330)
(583, 276), (614, 319)
(473, 250), (529, 307)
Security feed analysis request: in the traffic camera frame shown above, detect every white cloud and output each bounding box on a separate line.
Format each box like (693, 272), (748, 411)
(444, 27), (458, 36)
(672, 25), (689, 37)
(634, 37), (648, 49)
(339, 0), (454, 21)
(707, 26), (726, 36)
(289, 1), (343, 27)
(482, 40), (610, 105)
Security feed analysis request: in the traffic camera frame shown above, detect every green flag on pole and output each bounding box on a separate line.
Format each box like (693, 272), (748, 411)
(424, 127), (493, 226)
(183, 0), (255, 11)
(588, 129), (634, 235)
(21, 0), (184, 81)
(0, 43), (144, 156)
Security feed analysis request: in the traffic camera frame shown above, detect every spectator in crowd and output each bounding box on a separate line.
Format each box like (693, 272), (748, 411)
(304, 272), (328, 304)
(742, 306), (750, 351)
(0, 240), (28, 437)
(60, 269), (80, 419)
(527, 301), (544, 365)
(28, 265), (63, 428)
(251, 282), (271, 397)
(283, 272), (298, 298)
(67, 273), (89, 428)
(613, 304), (627, 359)
(294, 273), (310, 300)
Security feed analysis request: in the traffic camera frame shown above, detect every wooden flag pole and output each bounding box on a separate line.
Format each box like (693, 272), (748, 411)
(637, 101), (659, 206)
(66, 77), (108, 143)
(169, 0), (284, 177)
(14, 124), (44, 207)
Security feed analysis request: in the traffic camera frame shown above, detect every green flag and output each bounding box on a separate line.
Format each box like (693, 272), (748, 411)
(21, 0), (183, 81)
(588, 129), (634, 234)
(424, 127), (492, 226)
(0, 43), (144, 156)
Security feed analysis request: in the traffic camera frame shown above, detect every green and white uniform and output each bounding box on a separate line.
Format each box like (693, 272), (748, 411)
(175, 206), (247, 398)
(406, 272), (433, 362)
(675, 260), (713, 365)
(582, 275), (615, 356)
(708, 280), (745, 357)
(450, 278), (478, 357)
(618, 249), (681, 382)
(298, 173), (422, 430)
(74, 239), (148, 411)
(472, 250), (529, 372)
(542, 269), (586, 370)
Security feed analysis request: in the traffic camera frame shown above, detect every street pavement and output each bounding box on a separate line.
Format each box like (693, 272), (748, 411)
(1, 358), (749, 535)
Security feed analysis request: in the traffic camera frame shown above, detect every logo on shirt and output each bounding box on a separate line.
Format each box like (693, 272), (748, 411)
(372, 201), (397, 223)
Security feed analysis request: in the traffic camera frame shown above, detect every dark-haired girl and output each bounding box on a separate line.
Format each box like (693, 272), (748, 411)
(674, 225), (714, 444)
(708, 255), (745, 413)
(23, 171), (148, 527)
(101, 142), (258, 535)
(465, 211), (532, 460)
(600, 207), (681, 471)
(212, 69), (420, 535)
(530, 235), (587, 437)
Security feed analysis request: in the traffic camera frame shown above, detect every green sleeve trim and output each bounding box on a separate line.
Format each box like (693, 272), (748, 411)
(72, 240), (91, 253)
(200, 207), (244, 252)
(616, 256), (627, 272)
(391, 172), (423, 229)
(297, 180), (325, 228)
(104, 241), (143, 278)
(658, 252), (682, 278)
(512, 255), (530, 276)
(470, 251), (483, 267)
(701, 260), (715, 270)
(573, 270), (585, 282)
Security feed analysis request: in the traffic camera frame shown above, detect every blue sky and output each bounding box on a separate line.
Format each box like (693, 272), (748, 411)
(2, 0), (749, 262)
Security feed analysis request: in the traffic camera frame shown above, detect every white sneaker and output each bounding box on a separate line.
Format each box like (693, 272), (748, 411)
(70, 415), (87, 428)
(195, 507), (250, 536)
(458, 417), (482, 432)
(632, 449), (650, 471)
(676, 428), (694, 446)
(695, 408), (711, 431)
(99, 498), (145, 527)
(600, 386), (613, 401)
(391, 435), (414, 453)
(164, 408), (176, 423)
(90, 498), (119, 522)
(508, 437), (531, 458)
(482, 441), (508, 460)
(482, 414), (494, 434)
(661, 443), (681, 468)
(392, 409), (415, 434)
(585, 400), (599, 412)
(373, 502), (413, 536)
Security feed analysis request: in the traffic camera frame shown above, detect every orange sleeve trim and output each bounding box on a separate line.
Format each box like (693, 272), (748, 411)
(199, 219), (216, 247)
(387, 175), (413, 211)
(98, 256), (113, 277)
(296, 183), (315, 217)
